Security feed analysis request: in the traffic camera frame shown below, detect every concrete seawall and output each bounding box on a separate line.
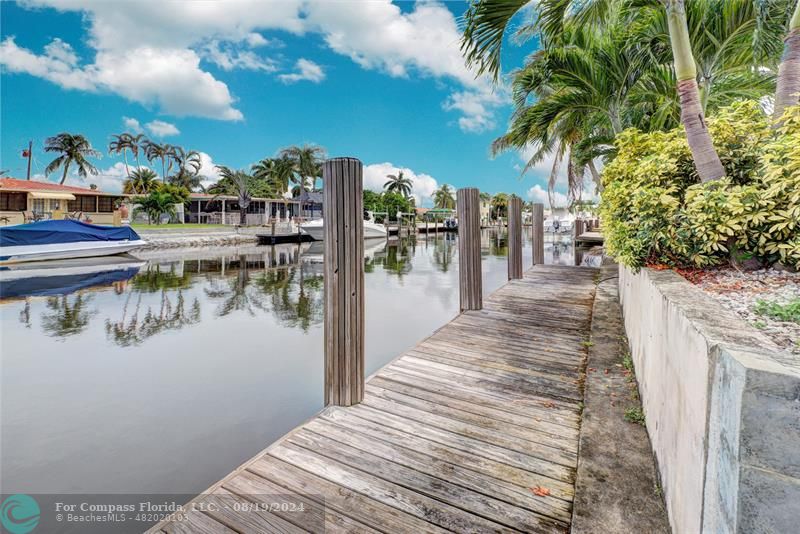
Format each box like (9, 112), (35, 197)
(618, 265), (800, 533)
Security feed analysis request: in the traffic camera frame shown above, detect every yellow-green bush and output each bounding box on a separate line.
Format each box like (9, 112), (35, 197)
(600, 101), (800, 270)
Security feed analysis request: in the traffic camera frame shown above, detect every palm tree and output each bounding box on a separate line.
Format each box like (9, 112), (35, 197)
(775, 1), (800, 120)
(252, 156), (295, 195)
(169, 147), (202, 190)
(108, 133), (134, 178)
(124, 168), (159, 195)
(491, 192), (509, 219)
(384, 170), (413, 198)
(433, 184), (455, 209)
(143, 139), (177, 180)
(44, 133), (100, 185)
(279, 144), (326, 194)
(132, 190), (178, 224)
(213, 166), (253, 226)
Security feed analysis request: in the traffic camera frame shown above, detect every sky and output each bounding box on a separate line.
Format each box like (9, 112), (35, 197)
(0, 0), (570, 207)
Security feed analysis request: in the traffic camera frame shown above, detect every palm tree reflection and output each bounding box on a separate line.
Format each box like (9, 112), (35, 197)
(42, 294), (97, 338)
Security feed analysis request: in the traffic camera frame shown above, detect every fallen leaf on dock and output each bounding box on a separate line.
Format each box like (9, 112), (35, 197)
(531, 486), (551, 497)
(543, 401), (556, 408)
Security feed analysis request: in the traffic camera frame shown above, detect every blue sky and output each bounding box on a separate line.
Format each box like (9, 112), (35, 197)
(0, 1), (563, 206)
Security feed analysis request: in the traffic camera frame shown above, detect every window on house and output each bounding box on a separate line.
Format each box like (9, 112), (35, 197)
(32, 198), (46, 214)
(80, 196), (97, 212)
(97, 197), (114, 213)
(0, 192), (27, 211)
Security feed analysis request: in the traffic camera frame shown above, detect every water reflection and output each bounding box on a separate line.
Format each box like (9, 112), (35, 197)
(1, 228), (591, 499)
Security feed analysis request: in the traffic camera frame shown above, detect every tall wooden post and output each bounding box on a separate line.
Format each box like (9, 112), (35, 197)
(507, 196), (523, 280)
(532, 203), (545, 265)
(574, 218), (585, 241)
(457, 188), (482, 311)
(323, 157), (365, 407)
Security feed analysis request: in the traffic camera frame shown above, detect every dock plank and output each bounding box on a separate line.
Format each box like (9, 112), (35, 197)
(150, 265), (598, 533)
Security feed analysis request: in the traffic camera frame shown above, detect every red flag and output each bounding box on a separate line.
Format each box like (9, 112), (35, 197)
(22, 149), (30, 158)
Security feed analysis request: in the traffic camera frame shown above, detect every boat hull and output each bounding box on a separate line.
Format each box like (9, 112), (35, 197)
(0, 240), (147, 265)
(300, 220), (387, 241)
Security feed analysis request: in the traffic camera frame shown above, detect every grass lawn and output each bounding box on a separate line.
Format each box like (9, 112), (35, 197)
(131, 223), (224, 230)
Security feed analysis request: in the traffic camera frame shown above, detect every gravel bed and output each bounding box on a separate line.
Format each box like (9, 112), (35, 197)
(692, 267), (800, 354)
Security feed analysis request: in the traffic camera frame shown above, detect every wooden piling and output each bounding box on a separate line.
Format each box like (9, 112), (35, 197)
(323, 157), (365, 407)
(457, 188), (482, 311)
(532, 203), (544, 265)
(507, 196), (523, 280)
(574, 218), (585, 241)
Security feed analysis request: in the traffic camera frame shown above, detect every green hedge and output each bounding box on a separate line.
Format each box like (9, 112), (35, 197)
(600, 101), (800, 270)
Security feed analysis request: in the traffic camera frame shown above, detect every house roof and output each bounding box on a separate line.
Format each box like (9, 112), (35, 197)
(188, 192), (300, 203)
(0, 178), (119, 196)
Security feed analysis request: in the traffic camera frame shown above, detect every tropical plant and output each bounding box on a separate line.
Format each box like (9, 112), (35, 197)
(279, 144), (326, 194)
(109, 133), (134, 178)
(460, 0), (790, 192)
(133, 190), (180, 224)
(775, 1), (800, 120)
(212, 166), (254, 225)
(123, 168), (159, 195)
(252, 156), (295, 196)
(491, 192), (509, 219)
(142, 139), (177, 179)
(44, 133), (100, 185)
(168, 147), (203, 190)
(384, 170), (413, 198)
(600, 101), (800, 270)
(433, 184), (455, 209)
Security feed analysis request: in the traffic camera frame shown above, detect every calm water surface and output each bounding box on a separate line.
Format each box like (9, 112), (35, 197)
(1, 229), (581, 495)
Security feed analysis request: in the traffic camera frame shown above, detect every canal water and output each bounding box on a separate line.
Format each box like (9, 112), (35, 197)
(1, 229), (582, 496)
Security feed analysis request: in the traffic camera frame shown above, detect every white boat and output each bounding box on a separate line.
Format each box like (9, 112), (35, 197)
(300, 215), (388, 241)
(0, 220), (146, 265)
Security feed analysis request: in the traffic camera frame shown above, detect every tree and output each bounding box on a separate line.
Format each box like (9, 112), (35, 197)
(44, 133), (100, 185)
(775, 1), (800, 120)
(143, 139), (177, 179)
(212, 166), (254, 226)
(109, 133), (134, 178)
(133, 190), (179, 224)
(384, 170), (413, 198)
(124, 168), (158, 195)
(279, 144), (326, 194)
(461, 0), (785, 185)
(252, 156), (294, 196)
(382, 191), (412, 221)
(433, 184), (455, 209)
(168, 147), (202, 191)
(491, 192), (509, 219)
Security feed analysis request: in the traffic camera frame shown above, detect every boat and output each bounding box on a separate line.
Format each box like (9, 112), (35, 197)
(300, 213), (388, 241)
(0, 256), (145, 299)
(0, 220), (147, 265)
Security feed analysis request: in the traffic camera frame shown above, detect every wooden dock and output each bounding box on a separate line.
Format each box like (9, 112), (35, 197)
(151, 264), (598, 534)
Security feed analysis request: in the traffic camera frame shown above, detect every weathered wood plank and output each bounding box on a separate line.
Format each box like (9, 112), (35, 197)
(153, 264), (599, 534)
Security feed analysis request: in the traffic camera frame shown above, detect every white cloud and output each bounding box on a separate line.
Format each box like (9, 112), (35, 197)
(145, 119), (180, 137)
(196, 151), (222, 189)
(278, 58), (326, 84)
(123, 116), (143, 134)
(527, 184), (569, 208)
(363, 162), (438, 206)
(6, 1), (504, 128)
(201, 40), (278, 72)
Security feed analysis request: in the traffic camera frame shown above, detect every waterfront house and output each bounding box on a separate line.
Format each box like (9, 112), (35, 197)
(183, 193), (304, 225)
(0, 178), (125, 225)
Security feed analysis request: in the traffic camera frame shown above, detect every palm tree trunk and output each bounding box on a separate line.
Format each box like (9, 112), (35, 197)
(667, 0), (725, 182)
(240, 207), (248, 226)
(588, 160), (602, 192)
(60, 162), (70, 185)
(774, 2), (800, 122)
(123, 150), (130, 178)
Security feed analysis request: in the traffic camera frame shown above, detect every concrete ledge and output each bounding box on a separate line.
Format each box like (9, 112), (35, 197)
(618, 265), (800, 533)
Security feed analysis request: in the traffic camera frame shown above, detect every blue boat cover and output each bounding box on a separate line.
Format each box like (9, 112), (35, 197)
(0, 220), (141, 247)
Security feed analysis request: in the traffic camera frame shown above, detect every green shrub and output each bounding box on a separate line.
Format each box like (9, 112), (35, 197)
(754, 298), (800, 324)
(600, 101), (800, 269)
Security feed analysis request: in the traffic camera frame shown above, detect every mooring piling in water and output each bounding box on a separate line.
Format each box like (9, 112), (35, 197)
(456, 187), (482, 311)
(532, 203), (544, 265)
(322, 157), (365, 407)
(507, 195), (523, 280)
